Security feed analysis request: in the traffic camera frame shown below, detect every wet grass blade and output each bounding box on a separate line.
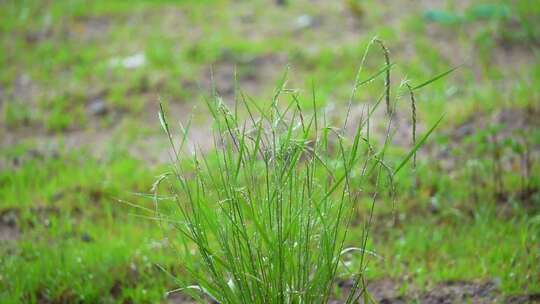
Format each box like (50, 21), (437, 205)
(393, 114), (445, 175)
(412, 66), (459, 90)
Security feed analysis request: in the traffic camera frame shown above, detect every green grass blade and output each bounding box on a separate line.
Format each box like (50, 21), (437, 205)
(412, 66), (459, 90)
(393, 114), (445, 175)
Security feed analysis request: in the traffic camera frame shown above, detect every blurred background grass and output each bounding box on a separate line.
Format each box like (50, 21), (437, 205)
(1, 0), (539, 303)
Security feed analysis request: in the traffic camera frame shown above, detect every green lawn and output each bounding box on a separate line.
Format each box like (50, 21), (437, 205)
(1, 0), (539, 303)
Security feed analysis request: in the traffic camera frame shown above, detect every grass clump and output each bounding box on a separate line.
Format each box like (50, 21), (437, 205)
(152, 41), (445, 303)
(156, 94), (374, 302)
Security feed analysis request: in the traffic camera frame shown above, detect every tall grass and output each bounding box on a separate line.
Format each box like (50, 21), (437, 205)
(152, 40), (448, 303)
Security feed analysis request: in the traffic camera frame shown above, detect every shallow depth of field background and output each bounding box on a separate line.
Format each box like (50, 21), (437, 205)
(1, 0), (539, 303)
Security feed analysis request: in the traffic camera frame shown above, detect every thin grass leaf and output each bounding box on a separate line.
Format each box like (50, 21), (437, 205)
(393, 114), (445, 175)
(356, 62), (395, 88)
(412, 66), (459, 90)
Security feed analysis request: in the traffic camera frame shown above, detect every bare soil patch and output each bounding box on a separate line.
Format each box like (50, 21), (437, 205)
(336, 278), (539, 304)
(0, 209), (19, 242)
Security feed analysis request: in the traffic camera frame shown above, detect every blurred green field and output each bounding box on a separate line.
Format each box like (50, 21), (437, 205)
(1, 0), (539, 303)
